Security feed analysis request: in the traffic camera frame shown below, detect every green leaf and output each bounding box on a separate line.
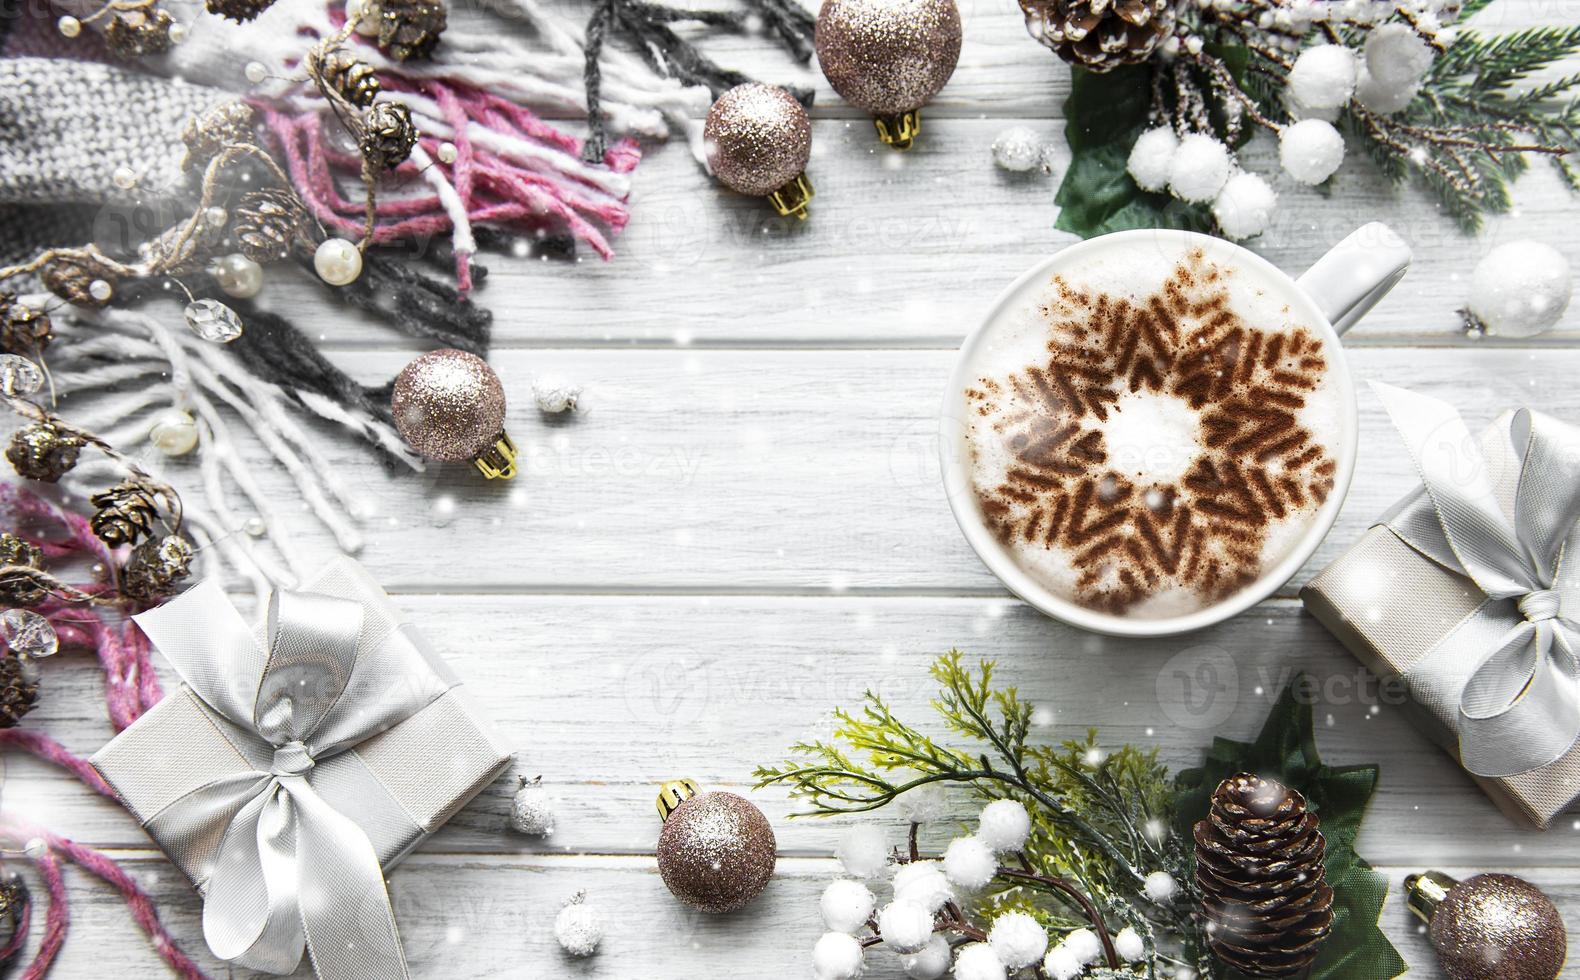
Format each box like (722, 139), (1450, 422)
(1172, 677), (1408, 980)
(1053, 64), (1214, 238)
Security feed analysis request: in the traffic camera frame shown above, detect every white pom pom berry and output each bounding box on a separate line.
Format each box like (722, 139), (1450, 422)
(813, 932), (866, 980)
(821, 879), (877, 934)
(953, 942), (1007, 980)
(1167, 133), (1231, 203)
(835, 825), (891, 878)
(1063, 927), (1104, 965)
(1114, 926), (1146, 962)
(1365, 22), (1434, 91)
(1280, 118), (1346, 185)
(942, 836), (997, 891)
(877, 900), (935, 954)
(1143, 870), (1180, 904)
(892, 861), (953, 913)
(1127, 127), (1178, 192)
(1043, 944), (1083, 980)
(1213, 172), (1277, 240)
(900, 934), (952, 980)
(987, 910), (1049, 968)
(1468, 240), (1573, 337)
(977, 799), (1031, 852)
(1354, 63), (1417, 115)
(1288, 43), (1357, 110)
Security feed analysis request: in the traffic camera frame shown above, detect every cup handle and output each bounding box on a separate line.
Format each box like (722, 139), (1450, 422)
(1293, 222), (1412, 336)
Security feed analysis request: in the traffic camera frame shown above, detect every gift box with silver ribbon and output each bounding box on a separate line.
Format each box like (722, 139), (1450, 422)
(1302, 383), (1580, 829)
(91, 557), (512, 977)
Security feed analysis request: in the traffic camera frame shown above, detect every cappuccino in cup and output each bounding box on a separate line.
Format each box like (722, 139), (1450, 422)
(960, 240), (1346, 619)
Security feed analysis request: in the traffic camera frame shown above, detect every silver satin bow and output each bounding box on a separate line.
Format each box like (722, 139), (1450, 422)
(1375, 382), (1580, 778)
(133, 579), (457, 978)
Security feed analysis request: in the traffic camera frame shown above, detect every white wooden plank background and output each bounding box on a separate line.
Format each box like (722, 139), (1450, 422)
(10, 0), (1580, 975)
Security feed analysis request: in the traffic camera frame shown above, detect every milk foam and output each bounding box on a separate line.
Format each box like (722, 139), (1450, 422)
(960, 239), (1347, 620)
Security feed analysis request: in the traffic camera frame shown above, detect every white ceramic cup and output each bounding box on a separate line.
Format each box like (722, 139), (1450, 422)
(940, 223), (1411, 637)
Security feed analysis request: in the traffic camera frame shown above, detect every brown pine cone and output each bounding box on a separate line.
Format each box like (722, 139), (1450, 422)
(0, 533), (48, 608)
(232, 189), (309, 264)
(0, 656), (38, 729)
(0, 294), (52, 356)
(1194, 773), (1334, 977)
(6, 423), (84, 483)
(205, 0), (276, 21)
(361, 101), (418, 170)
(90, 481), (160, 547)
(322, 48), (382, 107)
(104, 9), (176, 57)
(182, 101), (258, 171)
(40, 256), (117, 307)
(1019, 0), (1175, 72)
(377, 0), (446, 60)
(122, 534), (195, 603)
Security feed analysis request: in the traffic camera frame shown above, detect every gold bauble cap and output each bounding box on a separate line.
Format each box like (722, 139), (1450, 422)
(656, 778), (701, 822)
(1404, 870), (1459, 923)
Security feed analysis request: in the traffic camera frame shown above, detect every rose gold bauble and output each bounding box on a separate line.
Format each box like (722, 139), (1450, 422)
(704, 84), (815, 219)
(1407, 871), (1567, 980)
(814, 0), (961, 148)
(391, 348), (517, 478)
(654, 779), (777, 914)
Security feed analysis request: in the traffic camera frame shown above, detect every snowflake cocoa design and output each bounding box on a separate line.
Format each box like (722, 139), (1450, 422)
(966, 250), (1336, 614)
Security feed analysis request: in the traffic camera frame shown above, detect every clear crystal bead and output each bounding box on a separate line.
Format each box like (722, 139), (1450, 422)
(0, 608), (58, 659)
(0, 354), (44, 396)
(183, 299), (244, 343)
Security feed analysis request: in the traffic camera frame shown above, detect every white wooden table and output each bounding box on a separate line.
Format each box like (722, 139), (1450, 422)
(12, 0), (1580, 975)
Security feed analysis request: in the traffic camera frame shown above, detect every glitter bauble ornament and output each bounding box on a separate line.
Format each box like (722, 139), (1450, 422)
(704, 84), (815, 220)
(814, 0), (962, 149)
(654, 779), (776, 913)
(1407, 871), (1566, 980)
(392, 349), (517, 479)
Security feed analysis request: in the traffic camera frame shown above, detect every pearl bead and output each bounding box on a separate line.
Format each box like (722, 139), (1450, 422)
(214, 253), (264, 299)
(245, 61), (268, 84)
(112, 167), (137, 189)
(244, 517), (267, 537)
(149, 409), (200, 456)
(437, 142), (458, 164)
(314, 238), (363, 286)
(88, 279), (113, 302)
(168, 22), (187, 43)
(57, 15), (80, 36)
(204, 206), (228, 229)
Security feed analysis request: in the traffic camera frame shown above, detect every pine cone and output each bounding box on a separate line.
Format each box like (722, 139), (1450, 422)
(40, 256), (117, 307)
(104, 9), (176, 57)
(360, 101), (418, 170)
(90, 481), (159, 547)
(0, 533), (48, 608)
(205, 0), (276, 21)
(0, 293), (52, 356)
(6, 423), (83, 483)
(322, 48), (382, 107)
(232, 189), (309, 264)
(0, 656), (38, 729)
(182, 101), (258, 171)
(377, 0), (446, 60)
(1019, 0), (1175, 72)
(0, 874), (26, 933)
(1194, 773), (1334, 977)
(122, 534), (195, 603)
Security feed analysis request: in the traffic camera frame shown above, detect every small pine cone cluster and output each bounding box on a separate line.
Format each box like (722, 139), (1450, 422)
(104, 9), (176, 58)
(182, 101), (257, 171)
(232, 188), (309, 264)
(0, 656), (38, 729)
(1019, 0), (1174, 72)
(0, 533), (48, 608)
(205, 0), (276, 22)
(6, 423), (84, 483)
(90, 481), (160, 547)
(121, 534), (195, 603)
(40, 256), (117, 307)
(361, 102), (419, 170)
(0, 293), (52, 356)
(377, 0), (446, 60)
(1194, 773), (1334, 977)
(323, 48), (382, 107)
